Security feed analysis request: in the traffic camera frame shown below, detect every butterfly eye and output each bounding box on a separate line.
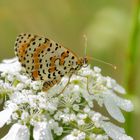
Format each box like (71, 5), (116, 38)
(84, 57), (88, 64)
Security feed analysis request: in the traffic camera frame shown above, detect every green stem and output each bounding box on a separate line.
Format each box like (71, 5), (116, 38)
(125, 0), (140, 137)
(29, 125), (34, 140)
(125, 0), (140, 93)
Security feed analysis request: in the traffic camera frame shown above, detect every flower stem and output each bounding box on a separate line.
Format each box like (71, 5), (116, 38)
(29, 125), (34, 140)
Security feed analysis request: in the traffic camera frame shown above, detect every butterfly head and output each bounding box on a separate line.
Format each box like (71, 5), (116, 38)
(79, 57), (88, 68)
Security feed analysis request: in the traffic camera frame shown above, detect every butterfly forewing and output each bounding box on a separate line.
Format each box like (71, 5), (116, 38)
(15, 33), (82, 91)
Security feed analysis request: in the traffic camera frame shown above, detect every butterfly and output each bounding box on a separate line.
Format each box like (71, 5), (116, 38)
(14, 33), (88, 92)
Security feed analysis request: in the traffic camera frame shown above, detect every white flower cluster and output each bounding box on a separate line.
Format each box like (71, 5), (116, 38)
(0, 58), (133, 140)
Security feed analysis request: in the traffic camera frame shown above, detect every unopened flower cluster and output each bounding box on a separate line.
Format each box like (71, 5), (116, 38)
(0, 58), (133, 140)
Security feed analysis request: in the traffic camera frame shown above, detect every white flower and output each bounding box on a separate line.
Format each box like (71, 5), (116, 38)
(0, 58), (21, 75)
(0, 108), (13, 128)
(91, 112), (103, 128)
(33, 122), (53, 140)
(102, 90), (133, 123)
(83, 105), (91, 113)
(94, 66), (101, 73)
(0, 58), (134, 140)
(1, 123), (29, 140)
(103, 91), (125, 123)
(106, 77), (126, 94)
(73, 104), (79, 111)
(102, 122), (133, 140)
(77, 119), (85, 126)
(54, 126), (63, 136)
(63, 129), (86, 140)
(0, 102), (18, 128)
(96, 134), (109, 140)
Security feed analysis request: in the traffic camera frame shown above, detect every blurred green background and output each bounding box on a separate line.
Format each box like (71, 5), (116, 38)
(0, 0), (139, 139)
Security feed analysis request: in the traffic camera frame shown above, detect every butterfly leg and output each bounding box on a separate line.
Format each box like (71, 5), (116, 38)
(85, 77), (93, 95)
(76, 74), (93, 95)
(54, 74), (72, 97)
(61, 74), (72, 93)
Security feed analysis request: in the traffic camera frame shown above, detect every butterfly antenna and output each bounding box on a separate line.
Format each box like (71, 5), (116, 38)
(83, 34), (87, 57)
(82, 35), (116, 70)
(83, 34), (88, 65)
(87, 56), (117, 70)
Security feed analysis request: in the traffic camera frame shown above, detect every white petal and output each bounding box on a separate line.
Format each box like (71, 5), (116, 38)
(62, 135), (77, 140)
(113, 84), (126, 94)
(1, 123), (29, 140)
(93, 66), (101, 73)
(111, 94), (134, 112)
(33, 122), (53, 140)
(2, 57), (17, 63)
(102, 122), (133, 140)
(0, 108), (13, 128)
(0, 58), (21, 73)
(103, 92), (125, 123)
(106, 77), (125, 94)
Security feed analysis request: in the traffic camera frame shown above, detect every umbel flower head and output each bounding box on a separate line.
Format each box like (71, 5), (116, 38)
(0, 58), (133, 140)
